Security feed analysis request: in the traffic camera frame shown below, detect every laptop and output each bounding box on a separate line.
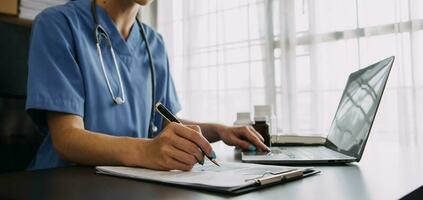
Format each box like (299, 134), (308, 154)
(242, 56), (395, 164)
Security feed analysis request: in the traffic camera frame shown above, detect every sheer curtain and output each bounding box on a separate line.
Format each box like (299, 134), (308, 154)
(157, 0), (269, 125)
(273, 0), (423, 143)
(157, 0), (423, 143)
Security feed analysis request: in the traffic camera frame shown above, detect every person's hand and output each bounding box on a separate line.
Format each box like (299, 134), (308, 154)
(141, 122), (214, 171)
(217, 125), (270, 152)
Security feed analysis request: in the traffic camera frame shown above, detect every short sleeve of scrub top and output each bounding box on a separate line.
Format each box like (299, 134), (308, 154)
(26, 9), (85, 129)
(25, 1), (181, 170)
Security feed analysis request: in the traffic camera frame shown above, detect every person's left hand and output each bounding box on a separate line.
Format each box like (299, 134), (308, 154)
(217, 125), (270, 152)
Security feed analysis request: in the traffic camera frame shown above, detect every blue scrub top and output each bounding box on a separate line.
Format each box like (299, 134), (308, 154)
(26, 0), (181, 170)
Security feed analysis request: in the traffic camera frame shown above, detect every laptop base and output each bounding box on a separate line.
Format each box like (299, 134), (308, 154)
(242, 146), (356, 165)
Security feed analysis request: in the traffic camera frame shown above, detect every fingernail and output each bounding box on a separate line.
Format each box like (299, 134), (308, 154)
(210, 150), (217, 159)
(248, 145), (257, 152)
(198, 158), (204, 165)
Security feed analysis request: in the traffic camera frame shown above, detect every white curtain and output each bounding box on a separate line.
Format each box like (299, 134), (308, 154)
(157, 0), (423, 143)
(157, 0), (269, 125)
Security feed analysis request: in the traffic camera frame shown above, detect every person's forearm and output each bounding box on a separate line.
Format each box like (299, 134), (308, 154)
(51, 128), (147, 167)
(178, 119), (228, 143)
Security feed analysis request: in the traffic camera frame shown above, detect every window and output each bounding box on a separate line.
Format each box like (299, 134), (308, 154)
(157, 0), (268, 125)
(158, 0), (423, 141)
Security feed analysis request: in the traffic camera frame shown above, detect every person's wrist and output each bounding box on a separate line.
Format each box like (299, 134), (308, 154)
(119, 137), (150, 167)
(214, 124), (230, 139)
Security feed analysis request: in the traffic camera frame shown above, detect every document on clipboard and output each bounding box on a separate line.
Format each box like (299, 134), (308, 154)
(96, 161), (319, 195)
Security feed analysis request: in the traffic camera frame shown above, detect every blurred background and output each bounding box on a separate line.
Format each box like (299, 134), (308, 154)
(155, 0), (423, 144)
(0, 0), (423, 171)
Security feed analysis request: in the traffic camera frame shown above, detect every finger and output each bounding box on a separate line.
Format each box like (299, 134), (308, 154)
(171, 134), (204, 164)
(167, 122), (212, 156)
(247, 126), (264, 142)
(186, 124), (202, 133)
(168, 145), (199, 166)
(230, 136), (252, 150)
(236, 127), (270, 152)
(173, 123), (213, 157)
(166, 157), (193, 171)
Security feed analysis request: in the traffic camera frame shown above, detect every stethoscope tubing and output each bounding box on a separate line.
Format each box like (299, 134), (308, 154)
(91, 0), (157, 135)
(95, 42), (126, 104)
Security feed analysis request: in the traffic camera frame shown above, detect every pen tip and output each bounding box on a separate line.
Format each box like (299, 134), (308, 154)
(211, 159), (221, 167)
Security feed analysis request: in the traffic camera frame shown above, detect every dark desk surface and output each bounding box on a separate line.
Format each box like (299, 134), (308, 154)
(1, 138), (422, 200)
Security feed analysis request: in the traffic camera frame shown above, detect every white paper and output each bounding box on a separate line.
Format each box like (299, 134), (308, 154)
(96, 161), (297, 190)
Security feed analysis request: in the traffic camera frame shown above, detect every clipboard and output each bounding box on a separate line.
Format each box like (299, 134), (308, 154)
(96, 161), (320, 195)
(231, 168), (318, 194)
(179, 167), (319, 195)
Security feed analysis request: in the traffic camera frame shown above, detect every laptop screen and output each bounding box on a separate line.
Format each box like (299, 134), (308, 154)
(327, 57), (394, 159)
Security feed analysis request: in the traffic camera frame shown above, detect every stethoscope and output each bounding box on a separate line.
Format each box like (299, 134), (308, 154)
(91, 0), (158, 136)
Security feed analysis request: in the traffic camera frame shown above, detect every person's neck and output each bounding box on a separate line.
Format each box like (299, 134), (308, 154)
(97, 0), (140, 40)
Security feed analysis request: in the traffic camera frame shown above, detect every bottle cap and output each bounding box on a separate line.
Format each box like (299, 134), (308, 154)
(254, 105), (273, 118)
(234, 112), (252, 125)
(254, 116), (269, 122)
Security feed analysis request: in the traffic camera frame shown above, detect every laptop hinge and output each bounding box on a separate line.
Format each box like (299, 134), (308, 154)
(325, 139), (356, 159)
(324, 139), (337, 150)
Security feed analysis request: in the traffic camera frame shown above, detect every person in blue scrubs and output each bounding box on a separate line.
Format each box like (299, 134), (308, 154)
(26, 0), (269, 171)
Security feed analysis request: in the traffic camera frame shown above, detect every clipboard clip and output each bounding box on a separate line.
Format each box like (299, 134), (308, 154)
(252, 169), (304, 186)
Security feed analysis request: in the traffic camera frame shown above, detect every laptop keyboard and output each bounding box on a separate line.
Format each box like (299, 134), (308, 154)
(270, 146), (352, 160)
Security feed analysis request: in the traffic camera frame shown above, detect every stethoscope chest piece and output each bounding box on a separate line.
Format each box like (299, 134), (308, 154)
(149, 121), (158, 138)
(151, 124), (158, 133)
(114, 97), (125, 105)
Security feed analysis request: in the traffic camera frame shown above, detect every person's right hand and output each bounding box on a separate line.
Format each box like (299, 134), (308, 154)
(141, 122), (214, 171)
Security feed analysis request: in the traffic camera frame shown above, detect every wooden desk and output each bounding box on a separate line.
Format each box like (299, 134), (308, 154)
(0, 139), (422, 200)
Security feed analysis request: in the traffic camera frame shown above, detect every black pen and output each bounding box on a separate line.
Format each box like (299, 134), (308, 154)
(155, 102), (220, 167)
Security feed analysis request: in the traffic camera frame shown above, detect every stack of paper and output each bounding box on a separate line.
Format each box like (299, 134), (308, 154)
(19, 0), (68, 20)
